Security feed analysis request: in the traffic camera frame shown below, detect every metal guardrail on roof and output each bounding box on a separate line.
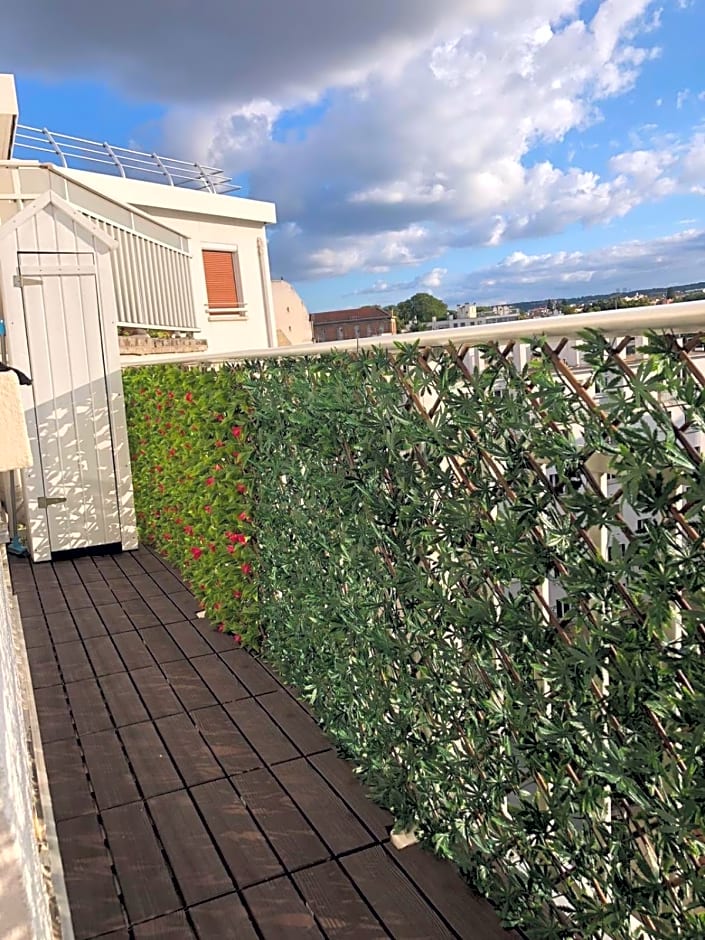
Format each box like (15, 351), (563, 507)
(12, 124), (240, 195)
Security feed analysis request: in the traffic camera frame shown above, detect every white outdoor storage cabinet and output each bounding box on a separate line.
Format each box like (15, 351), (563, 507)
(0, 190), (137, 561)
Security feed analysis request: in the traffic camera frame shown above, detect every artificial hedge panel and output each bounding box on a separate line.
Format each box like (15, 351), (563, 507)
(123, 332), (705, 939)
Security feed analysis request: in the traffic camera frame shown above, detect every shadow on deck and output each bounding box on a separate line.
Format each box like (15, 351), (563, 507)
(10, 545), (520, 940)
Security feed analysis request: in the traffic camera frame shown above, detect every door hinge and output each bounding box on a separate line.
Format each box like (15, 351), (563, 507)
(37, 496), (67, 508)
(14, 275), (42, 288)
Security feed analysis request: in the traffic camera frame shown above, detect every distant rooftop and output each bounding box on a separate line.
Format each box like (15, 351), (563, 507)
(12, 123), (239, 195)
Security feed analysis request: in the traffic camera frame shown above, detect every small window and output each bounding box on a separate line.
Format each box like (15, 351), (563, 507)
(203, 250), (242, 315)
(555, 598), (572, 622)
(337, 327), (344, 340)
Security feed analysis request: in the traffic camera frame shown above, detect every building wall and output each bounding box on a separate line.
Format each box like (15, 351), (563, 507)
(0, 548), (53, 940)
(271, 279), (312, 345)
(59, 168), (278, 355)
(312, 316), (396, 343)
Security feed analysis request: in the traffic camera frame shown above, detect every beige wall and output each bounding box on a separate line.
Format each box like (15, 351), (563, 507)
(271, 279), (312, 345)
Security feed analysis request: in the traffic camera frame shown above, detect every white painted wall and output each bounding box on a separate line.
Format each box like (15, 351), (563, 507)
(272, 279), (313, 345)
(59, 168), (278, 355)
(0, 549), (53, 940)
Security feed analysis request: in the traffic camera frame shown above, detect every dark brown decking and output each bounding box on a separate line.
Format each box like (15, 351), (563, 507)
(10, 546), (520, 940)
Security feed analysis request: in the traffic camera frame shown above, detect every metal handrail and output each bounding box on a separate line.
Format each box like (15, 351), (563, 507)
(12, 124), (240, 195)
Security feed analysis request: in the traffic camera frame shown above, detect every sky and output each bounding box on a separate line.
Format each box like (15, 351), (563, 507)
(3, 0), (704, 312)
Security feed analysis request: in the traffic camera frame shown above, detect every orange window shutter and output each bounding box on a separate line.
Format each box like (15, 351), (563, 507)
(203, 250), (239, 309)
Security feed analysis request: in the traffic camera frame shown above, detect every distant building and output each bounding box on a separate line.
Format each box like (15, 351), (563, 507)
(310, 306), (397, 343)
(271, 279), (313, 346)
(456, 302), (477, 319)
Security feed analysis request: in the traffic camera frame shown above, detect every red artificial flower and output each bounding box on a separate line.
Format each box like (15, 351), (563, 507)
(214, 602), (222, 611)
(156, 389), (163, 397)
(168, 448), (176, 458)
(183, 525), (194, 536)
(232, 589), (242, 599)
(190, 547), (203, 560)
(204, 505), (212, 514)
(238, 512), (250, 522)
(237, 484), (247, 495)
(227, 544), (235, 554)
(231, 426), (242, 438)
(233, 634), (242, 645)
(209, 542), (216, 553)
(185, 392), (194, 402)
(206, 476), (215, 486)
(215, 413), (224, 423)
(213, 463), (222, 472)
(168, 391), (174, 400)
(217, 623), (225, 633)
(215, 439), (224, 448)
(241, 563), (253, 576)
(163, 533), (172, 540)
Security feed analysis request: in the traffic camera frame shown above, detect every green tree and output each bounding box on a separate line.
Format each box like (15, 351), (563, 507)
(396, 293), (448, 329)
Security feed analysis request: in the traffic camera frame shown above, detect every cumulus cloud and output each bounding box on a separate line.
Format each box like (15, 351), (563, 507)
(5, 0), (701, 287)
(173, 0), (671, 280)
(0, 0), (505, 105)
(450, 229), (705, 303)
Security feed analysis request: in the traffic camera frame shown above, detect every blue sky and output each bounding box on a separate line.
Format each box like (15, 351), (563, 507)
(4, 0), (705, 311)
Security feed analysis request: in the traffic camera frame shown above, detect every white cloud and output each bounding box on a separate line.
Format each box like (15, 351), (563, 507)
(677, 89), (691, 109)
(190, 0), (668, 280)
(450, 228), (705, 302)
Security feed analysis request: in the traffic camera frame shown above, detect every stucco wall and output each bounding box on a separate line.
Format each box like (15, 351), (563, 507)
(271, 279), (313, 346)
(0, 549), (53, 940)
(142, 209), (276, 354)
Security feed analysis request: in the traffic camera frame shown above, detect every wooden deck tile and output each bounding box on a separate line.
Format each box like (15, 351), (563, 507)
(84, 635), (127, 677)
(220, 650), (279, 696)
(146, 593), (185, 624)
(225, 698), (298, 765)
(102, 802), (181, 924)
(46, 610), (81, 644)
(191, 778), (283, 888)
(119, 721), (182, 798)
(60, 582), (93, 609)
(169, 590), (201, 619)
(129, 666), (183, 719)
(33, 684), (75, 742)
(258, 690), (331, 756)
(190, 705), (262, 776)
(189, 617), (237, 652)
(72, 555), (102, 578)
(111, 631), (155, 670)
(149, 570), (187, 597)
(65, 678), (113, 735)
(342, 846), (454, 940)
(309, 751), (393, 843)
(27, 644), (62, 688)
(235, 768), (329, 870)
(294, 861), (386, 939)
(122, 596), (162, 627)
(244, 877), (324, 939)
(96, 603), (137, 635)
(387, 843), (522, 940)
(139, 625), (186, 663)
(105, 578), (141, 602)
(191, 653), (249, 703)
(133, 912), (196, 939)
(274, 758), (374, 856)
(149, 790), (233, 906)
(17, 591), (44, 618)
(83, 581), (118, 606)
(82, 729), (140, 810)
(125, 575), (164, 600)
(189, 893), (258, 940)
(164, 620), (212, 659)
(155, 714), (224, 787)
(72, 606), (109, 639)
(42, 738), (94, 822)
(20, 613), (52, 649)
(161, 658), (217, 711)
(56, 814), (126, 939)
(37, 587), (69, 614)
(99, 672), (150, 727)
(55, 639), (94, 683)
